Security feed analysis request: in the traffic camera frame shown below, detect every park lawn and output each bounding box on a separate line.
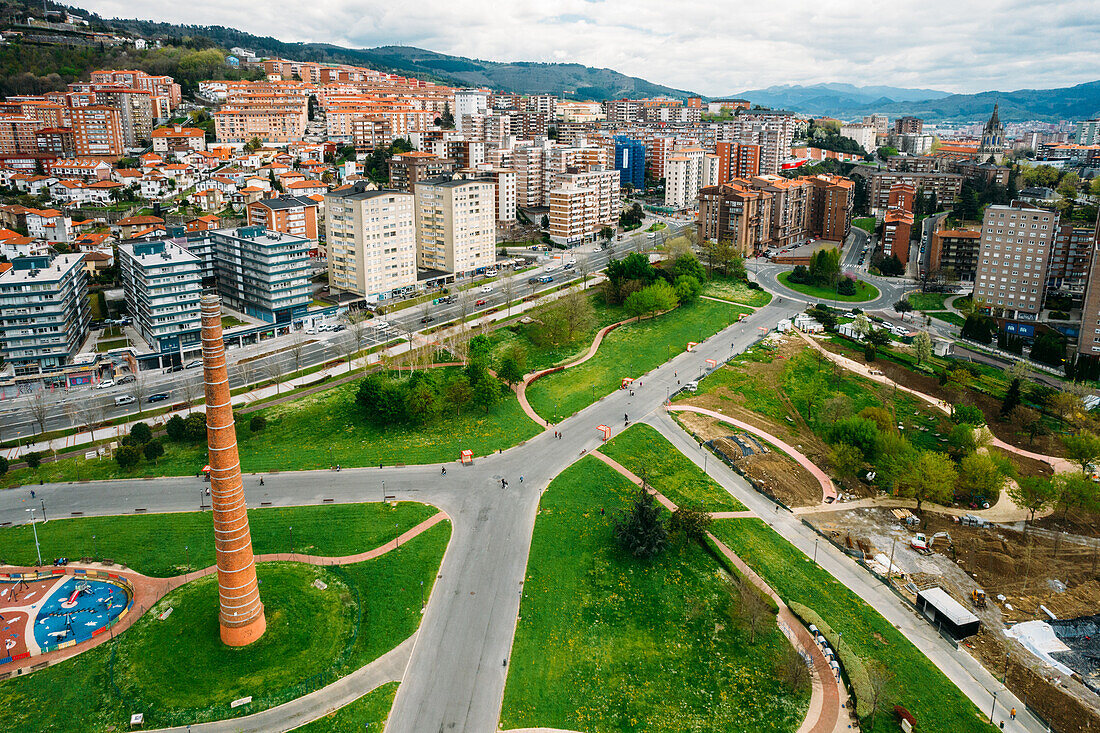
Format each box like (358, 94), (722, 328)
(646, 221), (667, 232)
(95, 338), (129, 352)
(221, 315), (247, 329)
(0, 521), (449, 732)
(295, 681), (398, 732)
(526, 299), (751, 422)
(0, 372), (540, 488)
(500, 458), (807, 733)
(929, 311), (965, 327)
(677, 347), (792, 425)
(907, 292), (947, 311)
(600, 423), (746, 511)
(703, 275), (773, 307)
(776, 271), (879, 303)
(486, 293), (623, 372)
(0, 502), (438, 576)
(853, 217), (876, 234)
(710, 519), (992, 732)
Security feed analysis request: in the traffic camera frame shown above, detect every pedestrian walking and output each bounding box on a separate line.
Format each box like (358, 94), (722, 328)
(30, 490), (35, 499)
(441, 466), (447, 476)
(1010, 708), (1016, 720)
(520, 475), (524, 483)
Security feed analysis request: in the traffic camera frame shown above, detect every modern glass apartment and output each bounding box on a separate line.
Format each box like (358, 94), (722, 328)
(118, 239), (203, 356)
(0, 253), (90, 375)
(207, 226), (311, 323)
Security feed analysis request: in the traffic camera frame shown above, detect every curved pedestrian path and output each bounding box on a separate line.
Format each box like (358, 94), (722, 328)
(592, 446), (846, 733)
(667, 404), (838, 503)
(0, 511), (448, 676)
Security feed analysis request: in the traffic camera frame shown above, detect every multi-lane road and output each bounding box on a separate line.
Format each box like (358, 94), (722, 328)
(0, 222), (684, 442)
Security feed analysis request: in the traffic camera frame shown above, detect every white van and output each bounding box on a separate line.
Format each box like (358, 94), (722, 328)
(114, 395), (136, 406)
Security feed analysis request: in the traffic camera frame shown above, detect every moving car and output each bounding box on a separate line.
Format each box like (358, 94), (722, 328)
(538, 275), (554, 283)
(117, 375), (136, 384)
(114, 395), (136, 406)
(480, 284), (494, 293)
(420, 315), (434, 324)
(476, 299), (487, 307)
(185, 360), (202, 369)
(147, 393), (170, 403)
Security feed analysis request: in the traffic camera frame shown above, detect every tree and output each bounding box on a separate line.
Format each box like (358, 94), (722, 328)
(114, 444), (141, 469)
(250, 415), (267, 432)
(142, 439), (164, 463)
(472, 377), (501, 414)
(129, 422), (153, 445)
(444, 374), (472, 416)
(166, 414), (187, 441)
(828, 442), (864, 481)
(129, 372), (149, 416)
(829, 416), (882, 461)
(866, 661), (896, 728)
(1055, 472), (1099, 519)
(852, 313), (871, 339)
(957, 452), (1010, 504)
(777, 644), (812, 693)
(1007, 476), (1058, 527)
(823, 393), (853, 426)
(895, 451), (957, 512)
(893, 298), (913, 315)
(29, 390), (50, 436)
(540, 213), (549, 229)
(0, 455), (7, 476)
(598, 226), (614, 243)
(1001, 378), (1022, 418)
(624, 281), (679, 319)
(906, 331), (932, 369)
(184, 412), (207, 441)
(24, 452), (43, 470)
(497, 346), (527, 385)
(727, 574), (771, 644)
(1008, 405), (1045, 445)
(1064, 432), (1100, 473)
(437, 101), (454, 129)
(614, 487), (668, 559)
(668, 503), (712, 542)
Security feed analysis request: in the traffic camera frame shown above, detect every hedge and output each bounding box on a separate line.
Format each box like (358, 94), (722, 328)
(789, 601), (873, 719)
(701, 534), (780, 615)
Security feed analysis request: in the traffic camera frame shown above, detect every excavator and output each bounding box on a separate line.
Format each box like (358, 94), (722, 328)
(910, 531), (952, 555)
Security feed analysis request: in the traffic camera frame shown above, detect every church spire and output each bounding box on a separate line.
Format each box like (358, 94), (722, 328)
(986, 103), (1000, 131)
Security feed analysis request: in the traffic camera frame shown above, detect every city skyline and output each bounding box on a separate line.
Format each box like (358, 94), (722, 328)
(75, 0), (1100, 96)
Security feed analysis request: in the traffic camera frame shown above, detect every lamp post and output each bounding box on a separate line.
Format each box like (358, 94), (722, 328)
(289, 526), (293, 553)
(26, 508), (42, 566)
(382, 480), (386, 503)
(395, 523), (399, 549)
(990, 690), (998, 723)
(814, 537), (819, 563)
(185, 544), (190, 572)
(92, 534), (97, 561)
(40, 499), (46, 522)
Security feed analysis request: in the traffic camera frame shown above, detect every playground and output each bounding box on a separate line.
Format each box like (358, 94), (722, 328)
(0, 572), (132, 663)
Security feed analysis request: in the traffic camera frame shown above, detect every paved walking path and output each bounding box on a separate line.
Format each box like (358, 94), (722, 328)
(0, 512), (447, 676)
(668, 404), (837, 503)
(592, 447), (846, 733)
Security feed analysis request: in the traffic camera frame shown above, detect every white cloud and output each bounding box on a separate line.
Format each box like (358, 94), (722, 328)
(79, 0), (1100, 95)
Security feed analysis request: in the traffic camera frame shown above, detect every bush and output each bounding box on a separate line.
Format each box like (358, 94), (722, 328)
(24, 452), (43, 470)
(0, 455), (7, 476)
(836, 278), (857, 296)
(183, 413), (207, 441)
(952, 404), (986, 426)
(249, 415), (267, 432)
(114, 445), (141, 469)
(165, 414), (187, 441)
(129, 422), (153, 445)
(142, 439), (164, 462)
(789, 601), (873, 719)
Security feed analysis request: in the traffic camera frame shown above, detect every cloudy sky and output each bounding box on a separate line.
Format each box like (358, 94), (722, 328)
(79, 0), (1100, 96)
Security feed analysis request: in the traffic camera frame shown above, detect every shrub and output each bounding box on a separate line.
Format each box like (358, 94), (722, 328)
(129, 422), (153, 445)
(165, 414), (187, 441)
(249, 415), (267, 433)
(789, 601), (873, 719)
(24, 452), (43, 470)
(952, 404), (986, 426)
(114, 445), (141, 469)
(614, 488), (668, 559)
(836, 278), (857, 296)
(0, 455), (7, 476)
(142, 439), (164, 462)
(183, 412), (207, 441)
(668, 503), (713, 541)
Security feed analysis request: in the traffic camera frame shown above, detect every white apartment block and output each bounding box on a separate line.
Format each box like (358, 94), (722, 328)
(664, 146), (717, 210)
(414, 178), (496, 276)
(839, 123), (877, 154)
(0, 252), (90, 375)
(454, 89), (490, 132)
(118, 239), (203, 355)
(548, 168), (619, 244)
(325, 185), (418, 301)
(528, 95), (557, 118)
(973, 203), (1058, 320)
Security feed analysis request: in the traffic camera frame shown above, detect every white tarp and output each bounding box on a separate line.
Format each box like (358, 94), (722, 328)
(1005, 620), (1073, 676)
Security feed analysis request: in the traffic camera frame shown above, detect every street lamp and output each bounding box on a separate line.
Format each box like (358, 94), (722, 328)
(289, 526), (293, 553)
(185, 544), (190, 572)
(395, 523), (399, 548)
(990, 690), (998, 723)
(92, 534), (97, 561)
(26, 508), (42, 566)
(814, 537), (819, 563)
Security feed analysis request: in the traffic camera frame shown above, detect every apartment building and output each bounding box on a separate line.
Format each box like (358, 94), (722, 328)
(0, 115), (41, 155)
(185, 226), (313, 322)
(720, 111), (796, 175)
(0, 252), (90, 374)
(839, 123), (876, 154)
(614, 136), (646, 190)
(151, 124), (206, 153)
(528, 95), (557, 118)
(117, 239), (203, 354)
(863, 170), (963, 212)
(748, 175), (810, 249)
(894, 116), (924, 135)
(806, 175), (854, 242)
(351, 117), (393, 153)
(325, 185), (417, 300)
(247, 196), (320, 241)
(888, 183), (917, 212)
(664, 146), (718, 210)
(1075, 218), (1100, 356)
(90, 69), (181, 111)
(460, 167), (516, 224)
(454, 89), (490, 132)
(973, 203), (1058, 320)
(92, 88), (154, 147)
(513, 142), (548, 207)
(883, 209), (914, 265)
(1047, 222), (1097, 294)
(214, 100), (308, 143)
(414, 178), (495, 275)
(547, 168), (619, 244)
(715, 141), (761, 183)
(462, 113), (510, 149)
(1078, 119), (1100, 146)
(388, 151), (457, 192)
(70, 106), (124, 158)
(697, 181), (773, 256)
(930, 229), (981, 281)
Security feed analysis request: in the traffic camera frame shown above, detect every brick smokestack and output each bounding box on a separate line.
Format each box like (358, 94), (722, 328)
(200, 294), (266, 646)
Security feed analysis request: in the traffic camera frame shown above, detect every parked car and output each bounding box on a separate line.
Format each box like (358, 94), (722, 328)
(147, 393), (170, 403)
(117, 375), (136, 384)
(167, 365), (183, 373)
(96, 380), (115, 389)
(485, 269), (498, 277)
(184, 360), (202, 369)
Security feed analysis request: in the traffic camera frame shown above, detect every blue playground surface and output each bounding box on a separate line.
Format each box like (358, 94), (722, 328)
(27, 578), (128, 648)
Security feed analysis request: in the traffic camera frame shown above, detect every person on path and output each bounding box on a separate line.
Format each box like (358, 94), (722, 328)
(519, 475), (524, 483)
(441, 466), (447, 476)
(1010, 708), (1016, 720)
(30, 490), (35, 499)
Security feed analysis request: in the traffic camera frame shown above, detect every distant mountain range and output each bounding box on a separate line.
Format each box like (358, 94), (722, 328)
(732, 81), (1100, 122)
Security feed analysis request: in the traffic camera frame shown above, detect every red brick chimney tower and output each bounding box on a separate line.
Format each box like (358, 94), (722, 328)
(200, 294), (266, 646)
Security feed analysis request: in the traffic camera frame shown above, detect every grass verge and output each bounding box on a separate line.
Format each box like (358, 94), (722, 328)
(295, 681), (398, 732)
(599, 423), (746, 511)
(776, 272), (879, 303)
(500, 458), (807, 732)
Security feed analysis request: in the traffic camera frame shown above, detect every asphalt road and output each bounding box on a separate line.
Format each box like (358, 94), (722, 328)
(0, 222), (684, 442)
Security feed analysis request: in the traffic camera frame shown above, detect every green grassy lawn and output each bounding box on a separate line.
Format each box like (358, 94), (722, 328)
(95, 338), (130, 352)
(221, 315), (247, 329)
(711, 519), (991, 732)
(526, 299), (751, 422)
(907, 292), (947, 311)
(600, 423), (746, 511)
(295, 681), (398, 732)
(485, 294), (622, 373)
(676, 344), (792, 424)
(703, 275), (773, 307)
(776, 272), (879, 303)
(853, 217), (876, 234)
(0, 502), (437, 576)
(0, 522), (449, 732)
(928, 311), (965, 327)
(501, 458), (807, 732)
(646, 221), (667, 232)
(1, 371), (540, 488)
